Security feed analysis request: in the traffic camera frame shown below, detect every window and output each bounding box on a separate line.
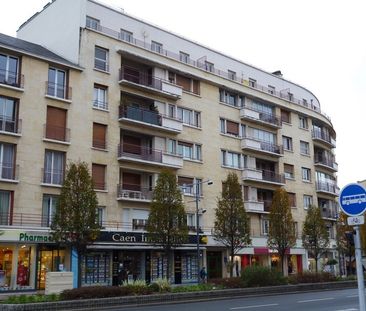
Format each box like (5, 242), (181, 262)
(249, 78), (256, 87)
(86, 16), (100, 30)
(93, 123), (107, 149)
(284, 164), (294, 179)
(303, 195), (313, 209)
(120, 29), (133, 42)
(219, 89), (244, 107)
(151, 41), (163, 54)
(221, 150), (243, 169)
(177, 107), (201, 127)
(228, 70), (236, 80)
(281, 109), (291, 124)
(93, 84), (108, 110)
(42, 195), (58, 227)
(299, 115), (308, 129)
(0, 143), (15, 180)
(45, 106), (67, 141)
(301, 167), (311, 182)
(300, 141), (310, 155)
(94, 46), (109, 72)
(251, 127), (275, 144)
(288, 92), (293, 101)
(96, 206), (105, 226)
(268, 85), (275, 95)
(179, 52), (190, 63)
(168, 104), (175, 118)
(282, 136), (293, 151)
(178, 176), (202, 196)
(288, 193), (296, 207)
(0, 190), (11, 225)
(177, 141), (202, 161)
(205, 61), (214, 72)
(44, 150), (65, 185)
(172, 73), (200, 95)
(0, 53), (19, 86)
(0, 96), (18, 133)
(250, 101), (274, 115)
(302, 99), (308, 107)
(47, 67), (66, 98)
(220, 119), (244, 137)
(261, 218), (269, 235)
(92, 164), (106, 190)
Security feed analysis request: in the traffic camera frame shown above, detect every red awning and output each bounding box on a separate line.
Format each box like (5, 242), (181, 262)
(254, 247), (269, 255)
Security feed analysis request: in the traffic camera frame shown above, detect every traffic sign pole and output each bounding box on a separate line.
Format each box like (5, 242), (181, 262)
(354, 226), (365, 311)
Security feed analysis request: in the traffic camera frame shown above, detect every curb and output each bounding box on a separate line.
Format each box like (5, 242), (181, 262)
(0, 281), (358, 311)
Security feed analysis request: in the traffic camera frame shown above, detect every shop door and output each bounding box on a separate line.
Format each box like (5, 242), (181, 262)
(207, 251), (222, 279)
(37, 248), (65, 290)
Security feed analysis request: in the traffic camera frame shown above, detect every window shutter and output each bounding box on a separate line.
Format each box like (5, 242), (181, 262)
(122, 172), (141, 191)
(92, 164), (105, 190)
(93, 123), (106, 149)
(176, 74), (191, 92)
(226, 121), (239, 135)
(46, 106), (66, 141)
(123, 136), (141, 154)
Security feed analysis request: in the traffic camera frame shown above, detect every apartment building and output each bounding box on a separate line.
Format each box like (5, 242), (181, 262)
(0, 0), (338, 290)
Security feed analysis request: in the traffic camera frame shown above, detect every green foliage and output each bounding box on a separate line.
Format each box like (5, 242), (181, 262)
(288, 271), (336, 284)
(51, 161), (100, 251)
(302, 205), (330, 272)
(2, 294), (60, 304)
(171, 283), (216, 292)
(150, 278), (171, 292)
(147, 169), (188, 279)
(267, 188), (296, 273)
(213, 172), (251, 276)
(120, 279), (152, 295)
(209, 277), (243, 288)
(241, 266), (286, 287)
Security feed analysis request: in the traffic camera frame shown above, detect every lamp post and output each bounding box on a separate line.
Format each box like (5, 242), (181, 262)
(194, 179), (213, 283)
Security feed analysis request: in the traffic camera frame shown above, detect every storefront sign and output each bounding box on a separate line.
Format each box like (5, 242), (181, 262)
(19, 233), (53, 243)
(0, 230), (53, 243)
(98, 232), (207, 245)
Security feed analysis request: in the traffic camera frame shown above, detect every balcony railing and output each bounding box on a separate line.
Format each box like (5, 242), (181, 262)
(261, 170), (286, 184)
(0, 70), (24, 88)
(260, 200), (272, 212)
(314, 154), (337, 170)
(44, 124), (70, 142)
(260, 141), (283, 155)
(85, 21), (332, 122)
(118, 143), (163, 163)
(0, 117), (22, 135)
(119, 105), (162, 126)
(42, 168), (64, 185)
(321, 208), (338, 219)
(93, 100), (108, 111)
(311, 130), (335, 147)
(0, 163), (18, 181)
(117, 184), (153, 201)
(119, 65), (163, 90)
(316, 181), (338, 195)
(132, 219), (148, 230)
(45, 81), (72, 100)
(241, 106), (281, 127)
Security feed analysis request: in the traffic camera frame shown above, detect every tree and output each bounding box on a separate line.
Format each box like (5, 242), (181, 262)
(146, 169), (188, 282)
(336, 212), (355, 275)
(51, 161), (100, 288)
(267, 188), (296, 275)
(213, 172), (251, 277)
(301, 205), (329, 272)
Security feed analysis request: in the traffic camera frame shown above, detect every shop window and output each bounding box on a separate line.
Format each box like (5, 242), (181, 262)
(17, 247), (31, 289)
(38, 247), (65, 289)
(0, 247), (13, 289)
(82, 252), (111, 286)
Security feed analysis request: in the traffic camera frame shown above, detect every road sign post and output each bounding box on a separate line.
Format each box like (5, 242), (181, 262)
(339, 183), (366, 311)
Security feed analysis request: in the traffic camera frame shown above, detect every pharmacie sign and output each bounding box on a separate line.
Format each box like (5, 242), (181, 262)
(19, 232), (53, 243)
(98, 231), (207, 245)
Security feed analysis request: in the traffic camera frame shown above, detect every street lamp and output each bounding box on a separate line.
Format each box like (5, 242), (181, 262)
(194, 179), (213, 283)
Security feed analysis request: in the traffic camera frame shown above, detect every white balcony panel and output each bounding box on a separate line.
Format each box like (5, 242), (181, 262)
(161, 81), (183, 97)
(162, 116), (183, 132)
(242, 168), (262, 180)
(245, 201), (264, 212)
(162, 153), (183, 168)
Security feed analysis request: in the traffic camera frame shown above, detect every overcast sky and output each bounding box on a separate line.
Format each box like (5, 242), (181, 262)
(1, 0), (365, 188)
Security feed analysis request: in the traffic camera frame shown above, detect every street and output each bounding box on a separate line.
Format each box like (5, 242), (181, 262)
(97, 288), (363, 311)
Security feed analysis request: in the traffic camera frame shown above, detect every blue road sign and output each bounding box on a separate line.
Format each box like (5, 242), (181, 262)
(339, 183), (366, 216)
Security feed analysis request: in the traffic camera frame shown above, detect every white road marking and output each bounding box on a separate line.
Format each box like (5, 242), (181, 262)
(347, 295), (358, 298)
(297, 297), (334, 303)
(334, 309), (358, 311)
(230, 303), (279, 310)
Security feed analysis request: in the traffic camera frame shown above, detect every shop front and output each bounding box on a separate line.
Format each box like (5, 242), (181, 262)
(0, 229), (70, 291)
(78, 231), (206, 286)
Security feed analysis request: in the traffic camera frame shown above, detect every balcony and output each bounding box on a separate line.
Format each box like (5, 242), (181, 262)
(45, 82), (72, 102)
(117, 184), (153, 202)
(119, 105), (182, 133)
(242, 168), (285, 185)
(0, 70), (24, 90)
(244, 201), (265, 213)
(241, 137), (283, 157)
(0, 118), (22, 136)
(44, 124), (70, 144)
(314, 155), (338, 172)
(311, 130), (336, 148)
(42, 168), (64, 186)
(240, 107), (281, 128)
(0, 212), (53, 227)
(321, 207), (338, 220)
(0, 163), (19, 183)
(316, 181), (339, 196)
(117, 144), (183, 168)
(119, 66), (182, 99)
